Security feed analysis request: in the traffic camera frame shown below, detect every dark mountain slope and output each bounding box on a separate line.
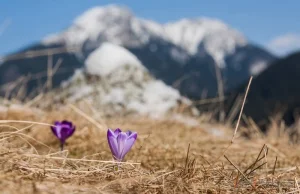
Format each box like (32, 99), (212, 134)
(0, 43), (83, 98)
(225, 51), (300, 129)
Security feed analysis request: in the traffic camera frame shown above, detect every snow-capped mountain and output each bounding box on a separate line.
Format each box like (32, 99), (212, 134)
(55, 42), (196, 117)
(0, 4), (276, 101)
(43, 5), (248, 68)
(42, 5), (169, 58)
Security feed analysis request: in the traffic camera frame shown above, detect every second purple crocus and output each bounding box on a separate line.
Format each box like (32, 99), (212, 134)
(51, 120), (75, 151)
(107, 128), (137, 162)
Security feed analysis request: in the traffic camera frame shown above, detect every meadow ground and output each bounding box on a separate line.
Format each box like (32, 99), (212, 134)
(0, 103), (299, 194)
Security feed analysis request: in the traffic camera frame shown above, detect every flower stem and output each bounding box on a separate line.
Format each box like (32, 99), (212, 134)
(60, 142), (64, 151)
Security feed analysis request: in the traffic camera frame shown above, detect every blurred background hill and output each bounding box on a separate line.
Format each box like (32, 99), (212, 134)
(1, 1), (300, 130)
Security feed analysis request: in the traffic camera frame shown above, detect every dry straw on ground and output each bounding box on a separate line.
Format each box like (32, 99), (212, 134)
(0, 101), (299, 194)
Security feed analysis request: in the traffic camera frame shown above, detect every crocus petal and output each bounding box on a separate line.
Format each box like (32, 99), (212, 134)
(120, 132), (137, 160)
(117, 132), (128, 160)
(114, 128), (122, 136)
(54, 121), (61, 125)
(51, 121), (62, 137)
(107, 129), (119, 159)
(59, 127), (73, 142)
(51, 125), (59, 137)
(68, 126), (76, 137)
(61, 120), (73, 127)
(54, 126), (63, 139)
(126, 130), (133, 136)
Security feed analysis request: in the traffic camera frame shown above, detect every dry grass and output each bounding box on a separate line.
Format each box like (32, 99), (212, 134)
(0, 103), (299, 194)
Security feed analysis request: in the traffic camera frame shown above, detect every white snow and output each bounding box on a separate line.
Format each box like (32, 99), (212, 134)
(170, 47), (190, 64)
(102, 88), (125, 104)
(42, 33), (65, 45)
(250, 61), (268, 75)
(127, 80), (181, 116)
(42, 5), (166, 49)
(42, 5), (248, 68)
(58, 42), (190, 117)
(60, 69), (94, 101)
(164, 18), (247, 68)
(85, 42), (144, 76)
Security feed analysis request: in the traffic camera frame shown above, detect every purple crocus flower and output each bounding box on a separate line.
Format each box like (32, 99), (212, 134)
(51, 120), (75, 151)
(107, 128), (137, 162)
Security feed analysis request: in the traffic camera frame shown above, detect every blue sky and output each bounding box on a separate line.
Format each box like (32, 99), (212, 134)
(0, 0), (300, 56)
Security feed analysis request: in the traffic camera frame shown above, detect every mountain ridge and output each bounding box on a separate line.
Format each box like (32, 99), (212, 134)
(42, 4), (249, 69)
(0, 4), (276, 101)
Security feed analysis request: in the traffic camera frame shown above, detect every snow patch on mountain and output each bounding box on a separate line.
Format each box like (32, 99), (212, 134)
(164, 18), (247, 68)
(126, 80), (181, 116)
(170, 47), (190, 64)
(42, 33), (65, 45)
(249, 61), (268, 75)
(85, 42), (143, 76)
(58, 43), (196, 117)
